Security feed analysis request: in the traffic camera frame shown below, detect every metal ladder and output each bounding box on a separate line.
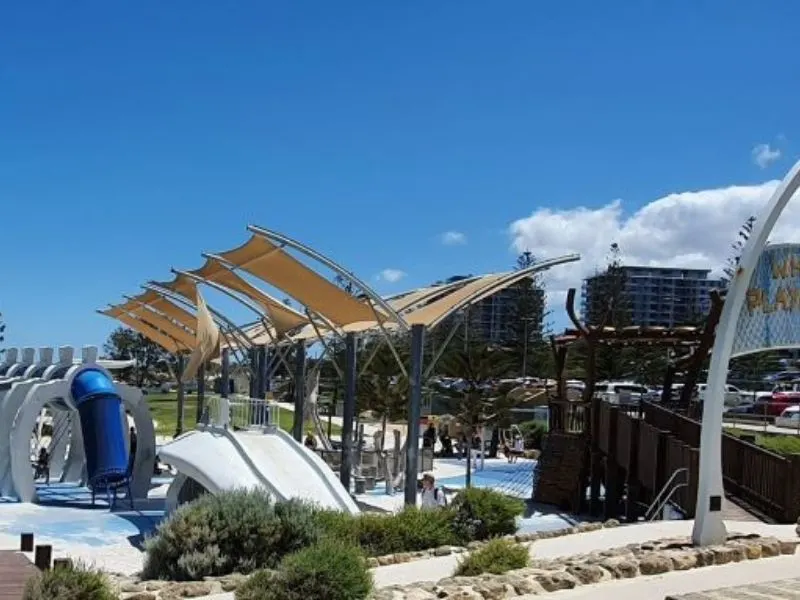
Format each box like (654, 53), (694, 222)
(645, 467), (688, 521)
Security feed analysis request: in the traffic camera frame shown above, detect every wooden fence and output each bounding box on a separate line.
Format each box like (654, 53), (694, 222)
(640, 401), (800, 522)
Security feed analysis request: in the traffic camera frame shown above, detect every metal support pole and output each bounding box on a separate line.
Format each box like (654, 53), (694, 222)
(175, 354), (186, 437)
(292, 342), (306, 442)
(248, 347), (257, 398)
(257, 345), (268, 398)
(341, 332), (357, 491)
(196, 363), (206, 424)
(221, 348), (230, 398)
(404, 324), (425, 506)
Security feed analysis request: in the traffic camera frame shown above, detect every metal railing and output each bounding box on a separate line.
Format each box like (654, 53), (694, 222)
(206, 394), (281, 430)
(645, 467), (688, 521)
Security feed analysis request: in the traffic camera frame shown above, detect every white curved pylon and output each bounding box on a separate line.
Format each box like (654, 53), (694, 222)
(693, 159), (800, 546)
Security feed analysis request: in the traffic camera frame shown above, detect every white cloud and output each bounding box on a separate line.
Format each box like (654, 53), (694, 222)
(440, 231), (467, 245)
(508, 179), (800, 318)
(752, 143), (781, 169)
(377, 268), (406, 283)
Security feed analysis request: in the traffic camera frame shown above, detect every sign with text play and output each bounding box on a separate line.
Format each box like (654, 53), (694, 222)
(733, 243), (800, 357)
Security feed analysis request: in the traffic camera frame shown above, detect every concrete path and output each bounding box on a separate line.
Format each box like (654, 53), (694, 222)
(541, 556), (800, 600)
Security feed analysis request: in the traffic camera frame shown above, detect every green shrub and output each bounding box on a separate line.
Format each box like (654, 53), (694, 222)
(450, 488), (524, 541)
(234, 568), (276, 600)
(315, 506), (459, 557)
(142, 489), (320, 580)
(454, 538), (529, 576)
(238, 541), (373, 600)
(23, 560), (116, 600)
(519, 420), (548, 449)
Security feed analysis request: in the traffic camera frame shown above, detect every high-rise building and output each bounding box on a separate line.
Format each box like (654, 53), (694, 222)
(435, 275), (544, 343)
(581, 266), (724, 327)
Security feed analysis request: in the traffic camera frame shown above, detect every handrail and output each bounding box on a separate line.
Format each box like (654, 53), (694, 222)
(645, 467), (688, 521)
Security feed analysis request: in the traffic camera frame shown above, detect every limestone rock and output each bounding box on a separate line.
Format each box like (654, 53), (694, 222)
(143, 580), (169, 592)
(710, 545), (736, 565)
(377, 554), (396, 566)
(532, 571), (579, 592)
(433, 546), (453, 556)
(760, 538), (781, 558)
(638, 554), (673, 575)
(667, 551), (697, 571)
(367, 557), (381, 568)
(159, 580), (221, 599)
(600, 556), (639, 579)
(779, 539), (799, 555)
(122, 593), (157, 600)
(603, 518), (620, 528)
(566, 564), (609, 584)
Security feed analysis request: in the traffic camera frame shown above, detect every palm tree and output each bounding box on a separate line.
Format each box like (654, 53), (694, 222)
(433, 337), (516, 487)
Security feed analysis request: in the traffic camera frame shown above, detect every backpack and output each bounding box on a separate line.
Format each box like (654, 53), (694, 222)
(434, 487), (448, 506)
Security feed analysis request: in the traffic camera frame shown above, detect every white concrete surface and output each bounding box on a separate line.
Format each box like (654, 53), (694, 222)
(726, 421), (800, 436)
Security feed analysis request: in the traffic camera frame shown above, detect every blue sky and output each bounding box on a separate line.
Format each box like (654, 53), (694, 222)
(2, 2), (799, 350)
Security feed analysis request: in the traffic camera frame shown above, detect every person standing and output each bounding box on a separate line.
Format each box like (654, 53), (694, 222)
(419, 473), (447, 509)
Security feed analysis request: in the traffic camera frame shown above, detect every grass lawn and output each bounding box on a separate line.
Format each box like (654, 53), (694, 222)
(725, 427), (800, 456)
(145, 393), (341, 438)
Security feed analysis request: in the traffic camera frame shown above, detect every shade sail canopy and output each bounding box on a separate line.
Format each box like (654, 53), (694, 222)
(191, 257), (308, 334)
(109, 301), (197, 349)
(214, 235), (380, 327)
(130, 289), (197, 330)
(153, 272), (198, 302)
(99, 309), (181, 353)
(405, 274), (507, 327)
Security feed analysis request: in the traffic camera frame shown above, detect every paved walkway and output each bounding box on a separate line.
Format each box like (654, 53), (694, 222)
(666, 576), (800, 599)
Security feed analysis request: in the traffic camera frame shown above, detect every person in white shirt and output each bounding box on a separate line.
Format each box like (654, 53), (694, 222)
(419, 473), (447, 509)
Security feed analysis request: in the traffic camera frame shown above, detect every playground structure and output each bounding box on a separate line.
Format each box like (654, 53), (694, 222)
(100, 224), (582, 510)
(0, 345), (155, 505)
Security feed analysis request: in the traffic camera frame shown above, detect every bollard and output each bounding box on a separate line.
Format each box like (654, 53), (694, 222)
(34, 545), (52, 570)
(53, 558), (73, 570)
(20, 533), (34, 552)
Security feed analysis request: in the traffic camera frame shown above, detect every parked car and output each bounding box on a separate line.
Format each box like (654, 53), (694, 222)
(595, 382), (653, 406)
(775, 405), (800, 428)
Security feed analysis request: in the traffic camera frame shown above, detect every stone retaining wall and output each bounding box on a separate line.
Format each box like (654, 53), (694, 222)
(371, 535), (799, 599)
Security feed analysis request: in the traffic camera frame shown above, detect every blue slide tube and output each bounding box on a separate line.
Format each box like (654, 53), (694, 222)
(70, 368), (129, 486)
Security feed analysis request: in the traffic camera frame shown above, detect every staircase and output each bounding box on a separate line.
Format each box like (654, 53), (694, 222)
(533, 432), (587, 512)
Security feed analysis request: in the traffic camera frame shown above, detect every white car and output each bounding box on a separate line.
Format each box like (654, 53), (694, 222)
(776, 406), (800, 428)
(595, 382), (652, 406)
(695, 383), (747, 406)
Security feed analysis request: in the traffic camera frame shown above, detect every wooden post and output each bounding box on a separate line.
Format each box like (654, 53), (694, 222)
(53, 558), (73, 570)
(20, 533), (33, 552)
(604, 405), (620, 520)
(624, 417), (641, 522)
(34, 545), (52, 570)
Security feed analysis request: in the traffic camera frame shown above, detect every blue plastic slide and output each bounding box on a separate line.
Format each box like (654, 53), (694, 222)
(70, 368), (128, 487)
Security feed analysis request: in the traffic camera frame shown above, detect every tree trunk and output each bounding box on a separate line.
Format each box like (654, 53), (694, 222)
(464, 422), (472, 488)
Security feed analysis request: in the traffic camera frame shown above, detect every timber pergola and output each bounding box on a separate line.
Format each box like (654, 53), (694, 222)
(101, 223), (581, 503)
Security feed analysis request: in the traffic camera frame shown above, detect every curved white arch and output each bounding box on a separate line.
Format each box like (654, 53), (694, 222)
(9, 378), (71, 501)
(9, 366), (157, 503)
(693, 159), (800, 546)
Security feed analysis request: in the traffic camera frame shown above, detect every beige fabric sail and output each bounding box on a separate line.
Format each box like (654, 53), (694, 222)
(183, 289), (221, 382)
(132, 290), (197, 330)
(216, 235), (378, 326)
(99, 310), (181, 354)
(191, 257), (308, 334)
(110, 302), (196, 349)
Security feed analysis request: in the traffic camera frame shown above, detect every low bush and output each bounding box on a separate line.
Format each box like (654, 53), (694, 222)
(142, 489), (320, 580)
(454, 538), (529, 576)
(450, 487), (524, 541)
(518, 420), (548, 449)
(234, 568), (275, 600)
(23, 560), (116, 600)
(315, 506), (459, 557)
(236, 541), (373, 600)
